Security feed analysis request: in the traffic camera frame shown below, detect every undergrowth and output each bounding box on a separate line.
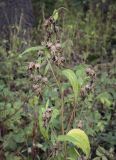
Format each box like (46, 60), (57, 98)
(0, 1), (116, 160)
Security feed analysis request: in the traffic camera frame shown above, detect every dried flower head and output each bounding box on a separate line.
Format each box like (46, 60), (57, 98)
(55, 43), (61, 50)
(77, 120), (83, 129)
(50, 45), (57, 54)
(42, 77), (48, 83)
(86, 68), (96, 78)
(35, 63), (41, 69)
(42, 108), (53, 128)
(28, 62), (35, 70)
(46, 42), (53, 49)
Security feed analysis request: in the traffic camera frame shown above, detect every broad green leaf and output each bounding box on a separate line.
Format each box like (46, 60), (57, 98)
(44, 62), (50, 75)
(3, 133), (17, 151)
(45, 99), (50, 109)
(29, 96), (39, 107)
(93, 157), (101, 160)
(6, 154), (21, 160)
(38, 108), (49, 140)
(75, 65), (88, 86)
(49, 108), (59, 125)
(62, 69), (80, 102)
(52, 9), (59, 21)
(96, 146), (107, 156)
(102, 156), (108, 160)
(67, 158), (76, 160)
(67, 129), (90, 158)
(58, 129), (90, 158)
(19, 46), (45, 57)
(67, 146), (80, 160)
(13, 130), (25, 143)
(58, 135), (80, 146)
(97, 92), (113, 107)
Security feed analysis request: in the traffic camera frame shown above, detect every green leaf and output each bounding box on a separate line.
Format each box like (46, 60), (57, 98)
(3, 133), (17, 151)
(97, 92), (113, 107)
(44, 63), (50, 75)
(6, 154), (21, 160)
(49, 108), (59, 125)
(93, 157), (101, 160)
(58, 135), (79, 145)
(45, 99), (50, 109)
(96, 146), (106, 157)
(75, 65), (88, 86)
(52, 9), (59, 21)
(19, 46), (45, 57)
(67, 146), (80, 160)
(38, 108), (49, 140)
(102, 156), (108, 160)
(58, 129), (90, 158)
(13, 130), (25, 143)
(29, 96), (39, 107)
(62, 69), (80, 102)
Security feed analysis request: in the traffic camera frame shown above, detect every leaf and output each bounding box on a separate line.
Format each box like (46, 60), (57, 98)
(96, 146), (106, 157)
(93, 157), (101, 160)
(39, 108), (49, 139)
(58, 135), (79, 145)
(97, 92), (113, 107)
(45, 99), (50, 109)
(75, 65), (88, 86)
(58, 129), (90, 158)
(6, 154), (21, 160)
(3, 133), (17, 151)
(67, 146), (80, 160)
(19, 46), (45, 57)
(52, 9), (59, 21)
(102, 156), (108, 160)
(67, 129), (90, 158)
(44, 63), (50, 75)
(13, 134), (25, 143)
(38, 108), (49, 140)
(62, 69), (80, 102)
(29, 96), (39, 107)
(49, 108), (59, 125)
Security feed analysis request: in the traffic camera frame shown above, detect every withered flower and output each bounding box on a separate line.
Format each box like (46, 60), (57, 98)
(77, 120), (83, 129)
(28, 62), (35, 70)
(55, 43), (61, 50)
(50, 45), (57, 54)
(46, 42), (53, 49)
(86, 68), (96, 78)
(42, 77), (48, 83)
(35, 63), (41, 69)
(42, 108), (53, 128)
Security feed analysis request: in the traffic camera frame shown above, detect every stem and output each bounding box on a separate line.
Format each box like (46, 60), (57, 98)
(67, 101), (77, 132)
(47, 58), (65, 135)
(46, 55), (67, 159)
(47, 58), (60, 88)
(61, 89), (64, 135)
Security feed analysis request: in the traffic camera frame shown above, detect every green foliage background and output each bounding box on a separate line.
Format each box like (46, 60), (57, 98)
(0, 0), (116, 159)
